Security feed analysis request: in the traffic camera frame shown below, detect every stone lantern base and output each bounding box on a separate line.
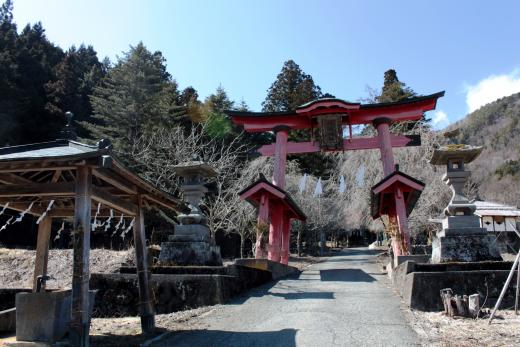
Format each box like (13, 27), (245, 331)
(431, 215), (502, 263)
(158, 224), (222, 266)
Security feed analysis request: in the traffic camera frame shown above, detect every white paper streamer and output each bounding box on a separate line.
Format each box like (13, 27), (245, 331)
(54, 221), (65, 241)
(339, 175), (346, 194)
(36, 200), (55, 224)
(115, 213), (124, 230)
(120, 218), (135, 239)
(104, 209), (114, 232)
(13, 201), (35, 224)
(0, 216), (13, 232)
(298, 174), (308, 193)
(92, 202), (101, 231)
(0, 203), (9, 216)
(313, 178), (323, 198)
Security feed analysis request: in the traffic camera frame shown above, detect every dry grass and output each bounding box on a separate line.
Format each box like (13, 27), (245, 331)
(0, 247), (133, 289)
(89, 306), (215, 346)
(408, 310), (520, 347)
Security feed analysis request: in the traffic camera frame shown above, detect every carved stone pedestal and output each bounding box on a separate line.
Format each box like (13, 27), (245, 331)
(432, 215), (502, 262)
(158, 224), (222, 266)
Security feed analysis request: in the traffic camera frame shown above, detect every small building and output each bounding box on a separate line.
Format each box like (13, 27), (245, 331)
(474, 200), (520, 233)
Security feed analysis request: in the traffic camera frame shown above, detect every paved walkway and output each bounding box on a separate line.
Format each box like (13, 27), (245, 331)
(154, 248), (420, 347)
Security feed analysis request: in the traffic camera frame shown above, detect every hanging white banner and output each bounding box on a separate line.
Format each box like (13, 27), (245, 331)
(298, 174), (308, 193)
(339, 175), (346, 193)
(313, 177), (323, 198)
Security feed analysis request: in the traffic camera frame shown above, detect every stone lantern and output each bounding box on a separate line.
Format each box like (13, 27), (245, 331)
(158, 158), (222, 266)
(429, 144), (501, 263)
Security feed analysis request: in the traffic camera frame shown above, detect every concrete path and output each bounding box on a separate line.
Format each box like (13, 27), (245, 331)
(154, 248), (420, 347)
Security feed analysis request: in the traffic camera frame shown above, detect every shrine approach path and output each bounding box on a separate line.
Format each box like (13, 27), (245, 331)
(153, 247), (420, 347)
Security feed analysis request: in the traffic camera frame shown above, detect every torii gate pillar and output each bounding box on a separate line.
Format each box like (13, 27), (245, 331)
(374, 118), (412, 256)
(270, 126), (290, 263)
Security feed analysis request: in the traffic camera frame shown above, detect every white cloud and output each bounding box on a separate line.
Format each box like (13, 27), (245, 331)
(432, 110), (449, 129)
(465, 70), (520, 113)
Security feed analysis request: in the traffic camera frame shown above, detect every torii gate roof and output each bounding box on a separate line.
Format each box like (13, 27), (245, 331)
(226, 91), (444, 132)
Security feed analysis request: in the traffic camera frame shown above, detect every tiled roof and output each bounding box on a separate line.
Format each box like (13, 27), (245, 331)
(0, 140), (101, 161)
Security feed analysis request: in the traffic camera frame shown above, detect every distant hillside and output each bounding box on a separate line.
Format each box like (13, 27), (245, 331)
(448, 92), (520, 205)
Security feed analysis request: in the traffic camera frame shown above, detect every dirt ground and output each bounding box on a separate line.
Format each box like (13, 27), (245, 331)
(0, 248), (133, 289)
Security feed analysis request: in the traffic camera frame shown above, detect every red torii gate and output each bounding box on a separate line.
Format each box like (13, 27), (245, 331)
(227, 91), (444, 260)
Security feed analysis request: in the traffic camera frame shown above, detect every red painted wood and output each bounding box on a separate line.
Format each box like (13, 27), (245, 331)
(257, 134), (418, 156)
(268, 207), (282, 262)
(273, 129), (288, 189)
(255, 193), (269, 259)
(395, 187), (411, 254)
(230, 95), (440, 132)
(280, 214), (291, 265)
(372, 176), (425, 195)
(239, 181), (285, 201)
(375, 121), (395, 176)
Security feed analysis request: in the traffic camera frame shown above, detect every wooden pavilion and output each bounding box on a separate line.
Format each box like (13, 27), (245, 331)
(0, 138), (182, 346)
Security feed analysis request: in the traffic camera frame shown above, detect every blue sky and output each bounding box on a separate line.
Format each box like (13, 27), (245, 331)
(12, 0), (520, 128)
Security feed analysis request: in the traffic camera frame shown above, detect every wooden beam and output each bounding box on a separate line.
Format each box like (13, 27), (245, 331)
(0, 173), (33, 185)
(91, 186), (137, 216)
(0, 165), (76, 173)
(93, 168), (137, 194)
(33, 216), (52, 292)
(0, 182), (75, 198)
(70, 166), (92, 347)
(133, 195), (155, 333)
(143, 194), (179, 212)
(257, 134), (421, 156)
(51, 170), (62, 183)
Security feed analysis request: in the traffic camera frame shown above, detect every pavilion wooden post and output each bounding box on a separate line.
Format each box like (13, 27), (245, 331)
(33, 216), (52, 292)
(133, 194), (155, 334)
(70, 166), (92, 347)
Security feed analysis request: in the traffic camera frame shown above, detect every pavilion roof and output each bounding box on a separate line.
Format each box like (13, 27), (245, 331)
(0, 139), (184, 217)
(226, 91), (445, 132)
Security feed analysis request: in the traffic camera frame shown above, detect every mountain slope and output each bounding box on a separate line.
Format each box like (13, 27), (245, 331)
(448, 92), (520, 204)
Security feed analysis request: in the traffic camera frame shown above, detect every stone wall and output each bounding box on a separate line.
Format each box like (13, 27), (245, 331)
(393, 260), (518, 311)
(90, 264), (274, 317)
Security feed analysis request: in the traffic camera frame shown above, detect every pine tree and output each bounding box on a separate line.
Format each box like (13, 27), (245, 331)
(204, 86), (234, 139)
(262, 60), (333, 177)
(377, 69), (416, 103)
(0, 1), (64, 145)
(45, 45), (105, 138)
(88, 42), (184, 152)
(262, 60), (322, 112)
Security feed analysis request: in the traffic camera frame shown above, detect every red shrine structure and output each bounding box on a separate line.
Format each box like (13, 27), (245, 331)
(227, 91), (444, 261)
